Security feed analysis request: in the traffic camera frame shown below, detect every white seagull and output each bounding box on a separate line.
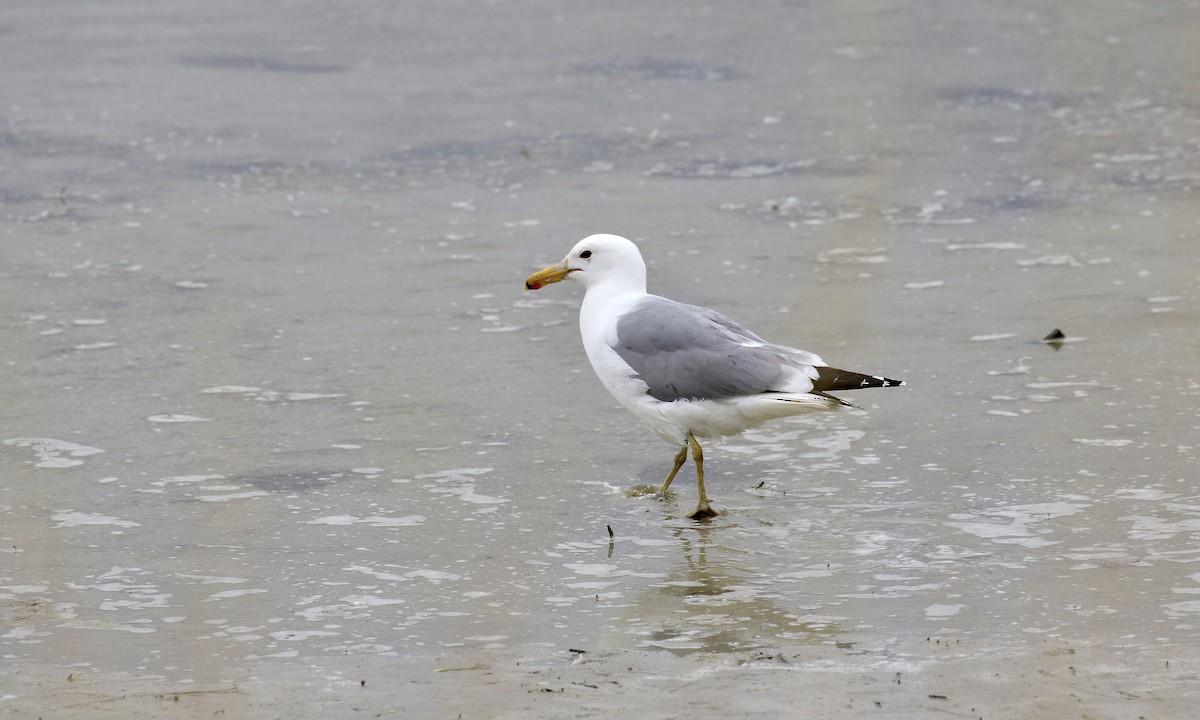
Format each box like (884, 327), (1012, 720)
(525, 234), (903, 519)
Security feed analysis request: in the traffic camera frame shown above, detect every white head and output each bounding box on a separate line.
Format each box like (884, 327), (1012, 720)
(525, 234), (647, 293)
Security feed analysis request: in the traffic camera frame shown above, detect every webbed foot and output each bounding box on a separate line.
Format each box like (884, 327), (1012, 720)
(685, 501), (720, 519)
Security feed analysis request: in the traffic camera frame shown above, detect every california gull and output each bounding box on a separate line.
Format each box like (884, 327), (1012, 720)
(525, 234), (903, 518)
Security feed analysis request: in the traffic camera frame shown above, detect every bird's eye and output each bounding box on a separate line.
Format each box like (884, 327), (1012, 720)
(579, 250), (592, 259)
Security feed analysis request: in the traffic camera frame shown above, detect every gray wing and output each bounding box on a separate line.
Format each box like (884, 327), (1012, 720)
(613, 296), (818, 402)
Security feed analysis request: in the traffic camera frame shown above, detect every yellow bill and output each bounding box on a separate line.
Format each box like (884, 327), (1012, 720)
(525, 258), (572, 290)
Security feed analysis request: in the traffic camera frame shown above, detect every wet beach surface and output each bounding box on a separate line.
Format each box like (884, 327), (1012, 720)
(3, 1), (1199, 717)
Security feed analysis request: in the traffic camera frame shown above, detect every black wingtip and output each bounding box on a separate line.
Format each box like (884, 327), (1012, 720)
(815, 367), (905, 392)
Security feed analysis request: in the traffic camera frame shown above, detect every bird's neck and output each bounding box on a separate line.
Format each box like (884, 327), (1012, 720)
(584, 271), (646, 298)
(579, 282), (646, 339)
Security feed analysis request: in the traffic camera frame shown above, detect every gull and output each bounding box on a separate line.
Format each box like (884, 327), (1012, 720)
(525, 234), (903, 518)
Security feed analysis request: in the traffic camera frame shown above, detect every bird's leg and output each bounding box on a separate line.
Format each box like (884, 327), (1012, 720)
(659, 443), (690, 496)
(685, 433), (719, 519)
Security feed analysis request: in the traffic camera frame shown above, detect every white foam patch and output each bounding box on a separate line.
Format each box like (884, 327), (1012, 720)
(176, 574), (247, 584)
(988, 365), (1030, 376)
(308, 515), (358, 525)
(5, 438), (105, 468)
(308, 515), (426, 527)
(415, 467), (494, 478)
(60, 620), (157, 634)
(200, 386), (345, 402)
(817, 247), (889, 264)
(3, 585), (49, 593)
(147, 414), (210, 423)
(1125, 516), (1200, 541)
(642, 637), (705, 650)
(946, 242), (1024, 250)
(152, 474), (225, 486)
(567, 581), (619, 590)
(269, 630), (339, 641)
(198, 491), (269, 502)
(456, 492), (508, 505)
(1017, 255), (1082, 267)
(802, 429), (864, 456)
(1113, 488), (1178, 501)
(294, 604), (358, 622)
(852, 531), (894, 555)
(207, 589), (268, 599)
(628, 537), (676, 547)
(566, 566), (614, 576)
(418, 467), (508, 505)
(253, 650), (300, 658)
(925, 603), (966, 618)
(52, 511), (140, 528)
(345, 565), (410, 582)
(340, 595), (406, 607)
(777, 568), (834, 580)
(1073, 438), (1133, 447)
(946, 502), (1089, 547)
(406, 569), (462, 584)
(564, 562), (665, 579)
(946, 520), (1028, 539)
(1026, 381), (1100, 389)
(1164, 601), (1200, 616)
(100, 592), (172, 610)
(285, 393), (345, 401)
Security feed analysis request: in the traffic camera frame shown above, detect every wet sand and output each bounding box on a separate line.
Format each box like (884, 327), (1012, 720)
(3, 1), (1199, 717)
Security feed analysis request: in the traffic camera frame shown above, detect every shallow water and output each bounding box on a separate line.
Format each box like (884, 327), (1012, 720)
(3, 0), (1199, 717)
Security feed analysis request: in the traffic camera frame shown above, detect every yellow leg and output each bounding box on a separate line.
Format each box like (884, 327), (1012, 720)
(659, 443), (689, 495)
(685, 433), (719, 519)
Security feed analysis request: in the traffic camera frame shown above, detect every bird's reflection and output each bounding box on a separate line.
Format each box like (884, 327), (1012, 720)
(605, 514), (843, 655)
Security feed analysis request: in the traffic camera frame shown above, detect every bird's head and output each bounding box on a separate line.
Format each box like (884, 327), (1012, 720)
(525, 234), (647, 292)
